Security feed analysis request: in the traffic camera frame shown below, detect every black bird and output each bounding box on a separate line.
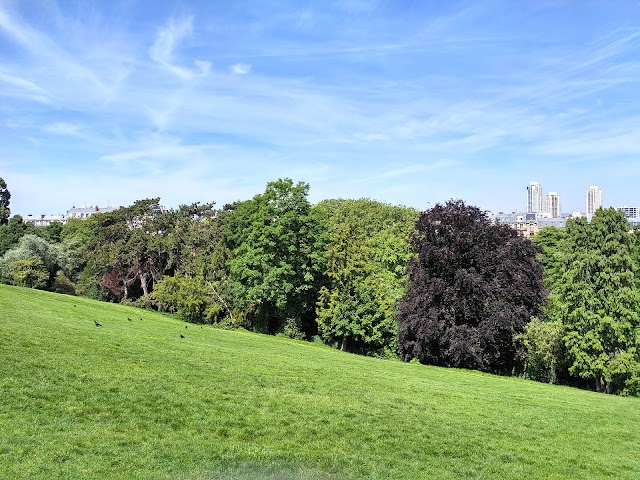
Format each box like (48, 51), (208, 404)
(200, 326), (203, 329)
(127, 317), (132, 321)
(180, 334), (185, 339)
(185, 325), (188, 329)
(94, 320), (102, 327)
(140, 317), (143, 321)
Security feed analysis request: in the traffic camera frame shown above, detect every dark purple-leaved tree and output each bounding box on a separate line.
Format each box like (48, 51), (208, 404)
(397, 200), (546, 374)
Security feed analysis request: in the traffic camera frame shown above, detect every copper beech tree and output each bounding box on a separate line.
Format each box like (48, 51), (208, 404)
(397, 200), (546, 374)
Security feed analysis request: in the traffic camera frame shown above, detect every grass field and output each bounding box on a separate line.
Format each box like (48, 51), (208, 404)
(1, 284), (639, 479)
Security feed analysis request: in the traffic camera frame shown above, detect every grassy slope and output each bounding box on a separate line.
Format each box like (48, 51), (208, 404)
(0, 284), (638, 480)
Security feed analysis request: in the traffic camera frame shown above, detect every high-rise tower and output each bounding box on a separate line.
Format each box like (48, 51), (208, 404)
(544, 192), (562, 218)
(527, 181), (543, 215)
(586, 185), (602, 222)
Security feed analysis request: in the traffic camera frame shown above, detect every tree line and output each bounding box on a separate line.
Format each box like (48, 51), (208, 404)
(1, 177), (638, 395)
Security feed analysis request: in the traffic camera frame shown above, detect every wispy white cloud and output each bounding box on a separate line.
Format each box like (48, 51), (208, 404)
(0, 71), (47, 96)
(230, 63), (252, 75)
(376, 161), (457, 179)
(149, 15), (211, 80)
(42, 122), (84, 137)
(2, 1), (640, 216)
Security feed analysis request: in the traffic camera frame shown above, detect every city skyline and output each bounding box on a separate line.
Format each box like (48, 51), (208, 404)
(2, 2), (640, 216)
(15, 180), (640, 219)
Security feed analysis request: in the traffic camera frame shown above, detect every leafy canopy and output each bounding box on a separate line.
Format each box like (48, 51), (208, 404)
(397, 200), (546, 374)
(223, 179), (326, 337)
(553, 209), (640, 394)
(314, 199), (417, 356)
(0, 177), (10, 225)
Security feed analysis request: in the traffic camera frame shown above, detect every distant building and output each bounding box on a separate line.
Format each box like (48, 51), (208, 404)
(150, 203), (166, 216)
(628, 217), (640, 228)
(543, 192), (562, 218)
(23, 204), (118, 227)
(67, 204), (117, 219)
(538, 218), (567, 229)
(23, 214), (68, 227)
(495, 212), (538, 238)
(495, 211), (568, 238)
(586, 186), (602, 222)
(616, 206), (639, 219)
(527, 181), (543, 215)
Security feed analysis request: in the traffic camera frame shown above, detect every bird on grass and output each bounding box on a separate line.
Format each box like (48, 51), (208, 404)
(185, 325), (188, 329)
(127, 317), (132, 321)
(180, 334), (185, 339)
(94, 320), (102, 327)
(140, 317), (143, 321)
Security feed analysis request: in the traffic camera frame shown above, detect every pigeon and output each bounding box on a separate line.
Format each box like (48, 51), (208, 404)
(94, 320), (102, 327)
(180, 334), (185, 339)
(185, 325), (188, 329)
(127, 317), (132, 321)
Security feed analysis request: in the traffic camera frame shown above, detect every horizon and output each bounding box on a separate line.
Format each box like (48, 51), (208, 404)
(2, 1), (640, 216)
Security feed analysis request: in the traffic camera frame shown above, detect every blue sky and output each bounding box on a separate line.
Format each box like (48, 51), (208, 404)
(1, 0), (640, 216)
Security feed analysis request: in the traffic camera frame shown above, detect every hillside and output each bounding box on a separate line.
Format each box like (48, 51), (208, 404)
(1, 284), (639, 479)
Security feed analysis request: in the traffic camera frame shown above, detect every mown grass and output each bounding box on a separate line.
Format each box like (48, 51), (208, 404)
(0, 284), (638, 479)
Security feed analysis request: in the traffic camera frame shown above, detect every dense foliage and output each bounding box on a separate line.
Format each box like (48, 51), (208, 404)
(314, 199), (417, 356)
(221, 179), (326, 337)
(3, 176), (640, 395)
(397, 200), (546, 374)
(0, 177), (10, 225)
(531, 208), (640, 394)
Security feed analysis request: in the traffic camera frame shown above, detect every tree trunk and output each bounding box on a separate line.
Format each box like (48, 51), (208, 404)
(595, 375), (604, 393)
(140, 273), (149, 297)
(341, 336), (349, 352)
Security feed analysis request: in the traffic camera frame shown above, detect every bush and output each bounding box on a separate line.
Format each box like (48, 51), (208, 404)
(51, 271), (76, 295)
(519, 317), (564, 383)
(12, 256), (48, 289)
(152, 274), (221, 324)
(282, 317), (306, 340)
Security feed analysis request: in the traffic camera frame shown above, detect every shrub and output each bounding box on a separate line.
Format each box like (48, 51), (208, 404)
(51, 271), (76, 295)
(12, 256), (48, 289)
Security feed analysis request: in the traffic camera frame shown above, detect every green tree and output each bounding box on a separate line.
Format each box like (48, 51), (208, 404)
(526, 226), (570, 383)
(0, 234), (66, 286)
(223, 179), (326, 337)
(519, 317), (564, 383)
(314, 199), (417, 356)
(0, 177), (10, 225)
(532, 226), (567, 289)
(40, 221), (64, 244)
(0, 215), (37, 255)
(51, 271), (76, 295)
(152, 274), (221, 323)
(556, 209), (640, 393)
(86, 199), (166, 300)
(12, 256), (48, 289)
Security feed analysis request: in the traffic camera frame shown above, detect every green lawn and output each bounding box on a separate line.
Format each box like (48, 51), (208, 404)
(0, 284), (638, 479)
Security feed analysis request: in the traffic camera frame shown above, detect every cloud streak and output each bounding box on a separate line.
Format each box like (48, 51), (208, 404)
(149, 15), (211, 80)
(2, 1), (640, 216)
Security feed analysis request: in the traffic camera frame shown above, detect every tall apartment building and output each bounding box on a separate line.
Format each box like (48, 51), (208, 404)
(616, 206), (639, 218)
(527, 181), (543, 215)
(544, 192), (562, 218)
(586, 186), (603, 222)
